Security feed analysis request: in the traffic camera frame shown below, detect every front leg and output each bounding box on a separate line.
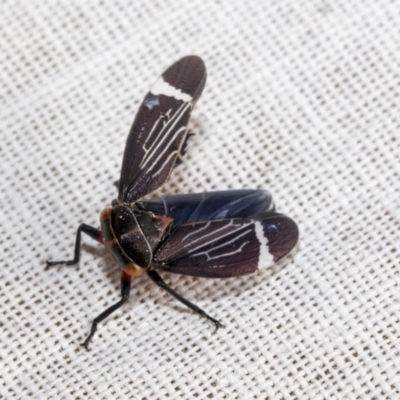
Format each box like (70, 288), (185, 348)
(46, 224), (103, 269)
(81, 271), (132, 350)
(146, 269), (223, 330)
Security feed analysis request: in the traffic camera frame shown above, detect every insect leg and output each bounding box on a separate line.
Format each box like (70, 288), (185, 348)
(146, 270), (223, 330)
(174, 130), (195, 168)
(46, 224), (103, 269)
(81, 272), (131, 350)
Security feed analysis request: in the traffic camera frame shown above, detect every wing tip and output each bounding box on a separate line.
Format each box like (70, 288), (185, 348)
(161, 55), (207, 103)
(257, 214), (299, 262)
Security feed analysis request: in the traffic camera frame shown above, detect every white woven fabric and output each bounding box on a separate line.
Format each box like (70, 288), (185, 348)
(2, 1), (400, 398)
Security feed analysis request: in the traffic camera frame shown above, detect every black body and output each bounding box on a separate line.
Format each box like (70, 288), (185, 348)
(46, 56), (299, 349)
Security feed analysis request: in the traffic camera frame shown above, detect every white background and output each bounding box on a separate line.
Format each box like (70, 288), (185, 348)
(1, 1), (400, 398)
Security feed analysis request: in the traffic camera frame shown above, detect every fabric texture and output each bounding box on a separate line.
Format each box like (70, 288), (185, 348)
(1, 1), (400, 398)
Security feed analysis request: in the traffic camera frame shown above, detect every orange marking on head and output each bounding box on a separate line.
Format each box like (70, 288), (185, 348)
(100, 207), (112, 221)
(125, 263), (144, 277)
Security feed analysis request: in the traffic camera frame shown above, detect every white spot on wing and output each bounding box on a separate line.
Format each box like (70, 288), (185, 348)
(151, 77), (192, 102)
(144, 94), (160, 109)
(254, 222), (274, 269)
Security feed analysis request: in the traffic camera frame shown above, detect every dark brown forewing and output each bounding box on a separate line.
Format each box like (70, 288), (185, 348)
(153, 213), (299, 278)
(155, 219), (253, 260)
(153, 218), (262, 278)
(118, 56), (207, 203)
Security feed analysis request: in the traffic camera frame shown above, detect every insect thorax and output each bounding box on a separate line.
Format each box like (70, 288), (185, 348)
(100, 204), (173, 276)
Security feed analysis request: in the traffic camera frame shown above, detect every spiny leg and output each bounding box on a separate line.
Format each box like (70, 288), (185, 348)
(146, 269), (223, 330)
(46, 224), (103, 269)
(174, 130), (195, 168)
(81, 272), (131, 350)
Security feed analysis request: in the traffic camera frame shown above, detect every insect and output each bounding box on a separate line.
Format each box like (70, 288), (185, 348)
(47, 56), (299, 350)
